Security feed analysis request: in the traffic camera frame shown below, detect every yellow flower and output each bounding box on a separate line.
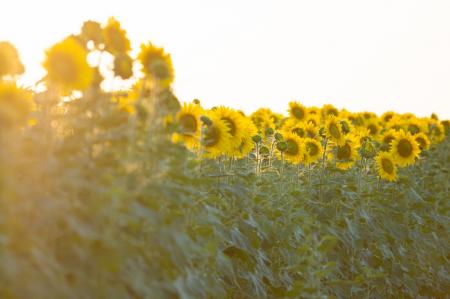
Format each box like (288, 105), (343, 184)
(365, 118), (381, 138)
(0, 82), (34, 127)
(103, 17), (131, 55)
(303, 138), (323, 164)
(405, 118), (426, 135)
(211, 106), (248, 155)
(325, 116), (345, 146)
(138, 43), (174, 87)
(251, 108), (275, 132)
(234, 117), (258, 158)
(279, 131), (304, 164)
(305, 121), (319, 139)
(414, 132), (430, 151)
(390, 130), (420, 167)
(43, 37), (93, 93)
(81, 20), (103, 47)
(113, 54), (133, 80)
(429, 120), (445, 143)
(321, 104), (339, 117)
(380, 129), (398, 149)
(288, 101), (308, 122)
(0, 41), (24, 78)
(201, 113), (232, 158)
(381, 111), (396, 123)
(172, 103), (203, 151)
(376, 151), (397, 181)
(332, 135), (359, 170)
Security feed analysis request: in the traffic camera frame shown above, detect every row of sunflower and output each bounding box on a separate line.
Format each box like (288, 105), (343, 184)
(173, 101), (448, 182)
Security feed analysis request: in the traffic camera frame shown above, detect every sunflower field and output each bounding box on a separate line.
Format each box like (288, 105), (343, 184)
(0, 19), (449, 299)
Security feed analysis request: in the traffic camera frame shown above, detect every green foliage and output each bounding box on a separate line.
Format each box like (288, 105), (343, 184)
(0, 87), (449, 299)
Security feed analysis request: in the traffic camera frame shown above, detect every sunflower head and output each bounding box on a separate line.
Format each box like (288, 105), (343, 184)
(303, 138), (323, 164)
(81, 20), (103, 47)
(390, 130), (420, 167)
(288, 101), (308, 121)
(380, 129), (398, 150)
(138, 43), (174, 87)
(211, 106), (249, 154)
(414, 132), (430, 151)
(322, 104), (339, 118)
(172, 103), (203, 151)
(43, 37), (93, 93)
(381, 111), (396, 123)
(376, 151), (397, 182)
(429, 121), (446, 143)
(113, 54), (134, 80)
(333, 136), (359, 170)
(201, 113), (232, 158)
(0, 41), (25, 78)
(279, 132), (304, 164)
(365, 118), (381, 138)
(325, 116), (345, 145)
(103, 17), (131, 55)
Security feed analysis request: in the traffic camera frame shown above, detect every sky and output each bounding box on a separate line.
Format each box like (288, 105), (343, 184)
(1, 0), (450, 118)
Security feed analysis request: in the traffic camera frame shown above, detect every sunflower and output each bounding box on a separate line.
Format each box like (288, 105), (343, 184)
(304, 114), (320, 127)
(405, 118), (425, 135)
(0, 82), (34, 127)
(303, 138), (323, 164)
(322, 104), (339, 118)
(43, 37), (93, 93)
(138, 43), (174, 87)
(324, 116), (345, 146)
(201, 113), (232, 158)
(429, 121), (445, 143)
(380, 129), (398, 149)
(103, 17), (131, 55)
(234, 117), (258, 158)
(113, 54), (133, 80)
(211, 106), (248, 154)
(331, 135), (359, 170)
(390, 130), (420, 167)
(340, 118), (354, 135)
(172, 103), (203, 150)
(381, 111), (396, 123)
(305, 121), (319, 139)
(251, 108), (276, 132)
(376, 151), (397, 181)
(81, 20), (103, 47)
(365, 118), (381, 138)
(414, 132), (430, 151)
(0, 41), (25, 78)
(288, 101), (308, 122)
(278, 131), (304, 164)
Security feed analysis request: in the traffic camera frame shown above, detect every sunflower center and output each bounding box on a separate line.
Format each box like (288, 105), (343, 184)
(292, 127), (305, 137)
(381, 158), (394, 174)
(367, 124), (378, 135)
(48, 52), (78, 84)
(221, 117), (236, 136)
(202, 125), (221, 147)
(291, 107), (305, 120)
(337, 143), (351, 160)
(179, 114), (197, 134)
(306, 142), (319, 156)
(397, 139), (413, 157)
(329, 123), (341, 139)
(285, 139), (299, 156)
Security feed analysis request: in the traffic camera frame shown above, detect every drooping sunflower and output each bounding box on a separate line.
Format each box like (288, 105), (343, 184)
(103, 17), (131, 55)
(303, 138), (323, 164)
(278, 131), (304, 164)
(376, 151), (397, 181)
(324, 116), (345, 146)
(201, 113), (232, 158)
(331, 135), (359, 170)
(288, 101), (308, 122)
(172, 103), (203, 150)
(390, 130), (420, 167)
(138, 43), (174, 87)
(211, 106), (248, 155)
(414, 132), (430, 151)
(43, 37), (93, 93)
(0, 41), (25, 78)
(0, 82), (34, 127)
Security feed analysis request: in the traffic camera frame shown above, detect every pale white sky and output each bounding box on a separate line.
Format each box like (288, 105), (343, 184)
(1, 0), (450, 118)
